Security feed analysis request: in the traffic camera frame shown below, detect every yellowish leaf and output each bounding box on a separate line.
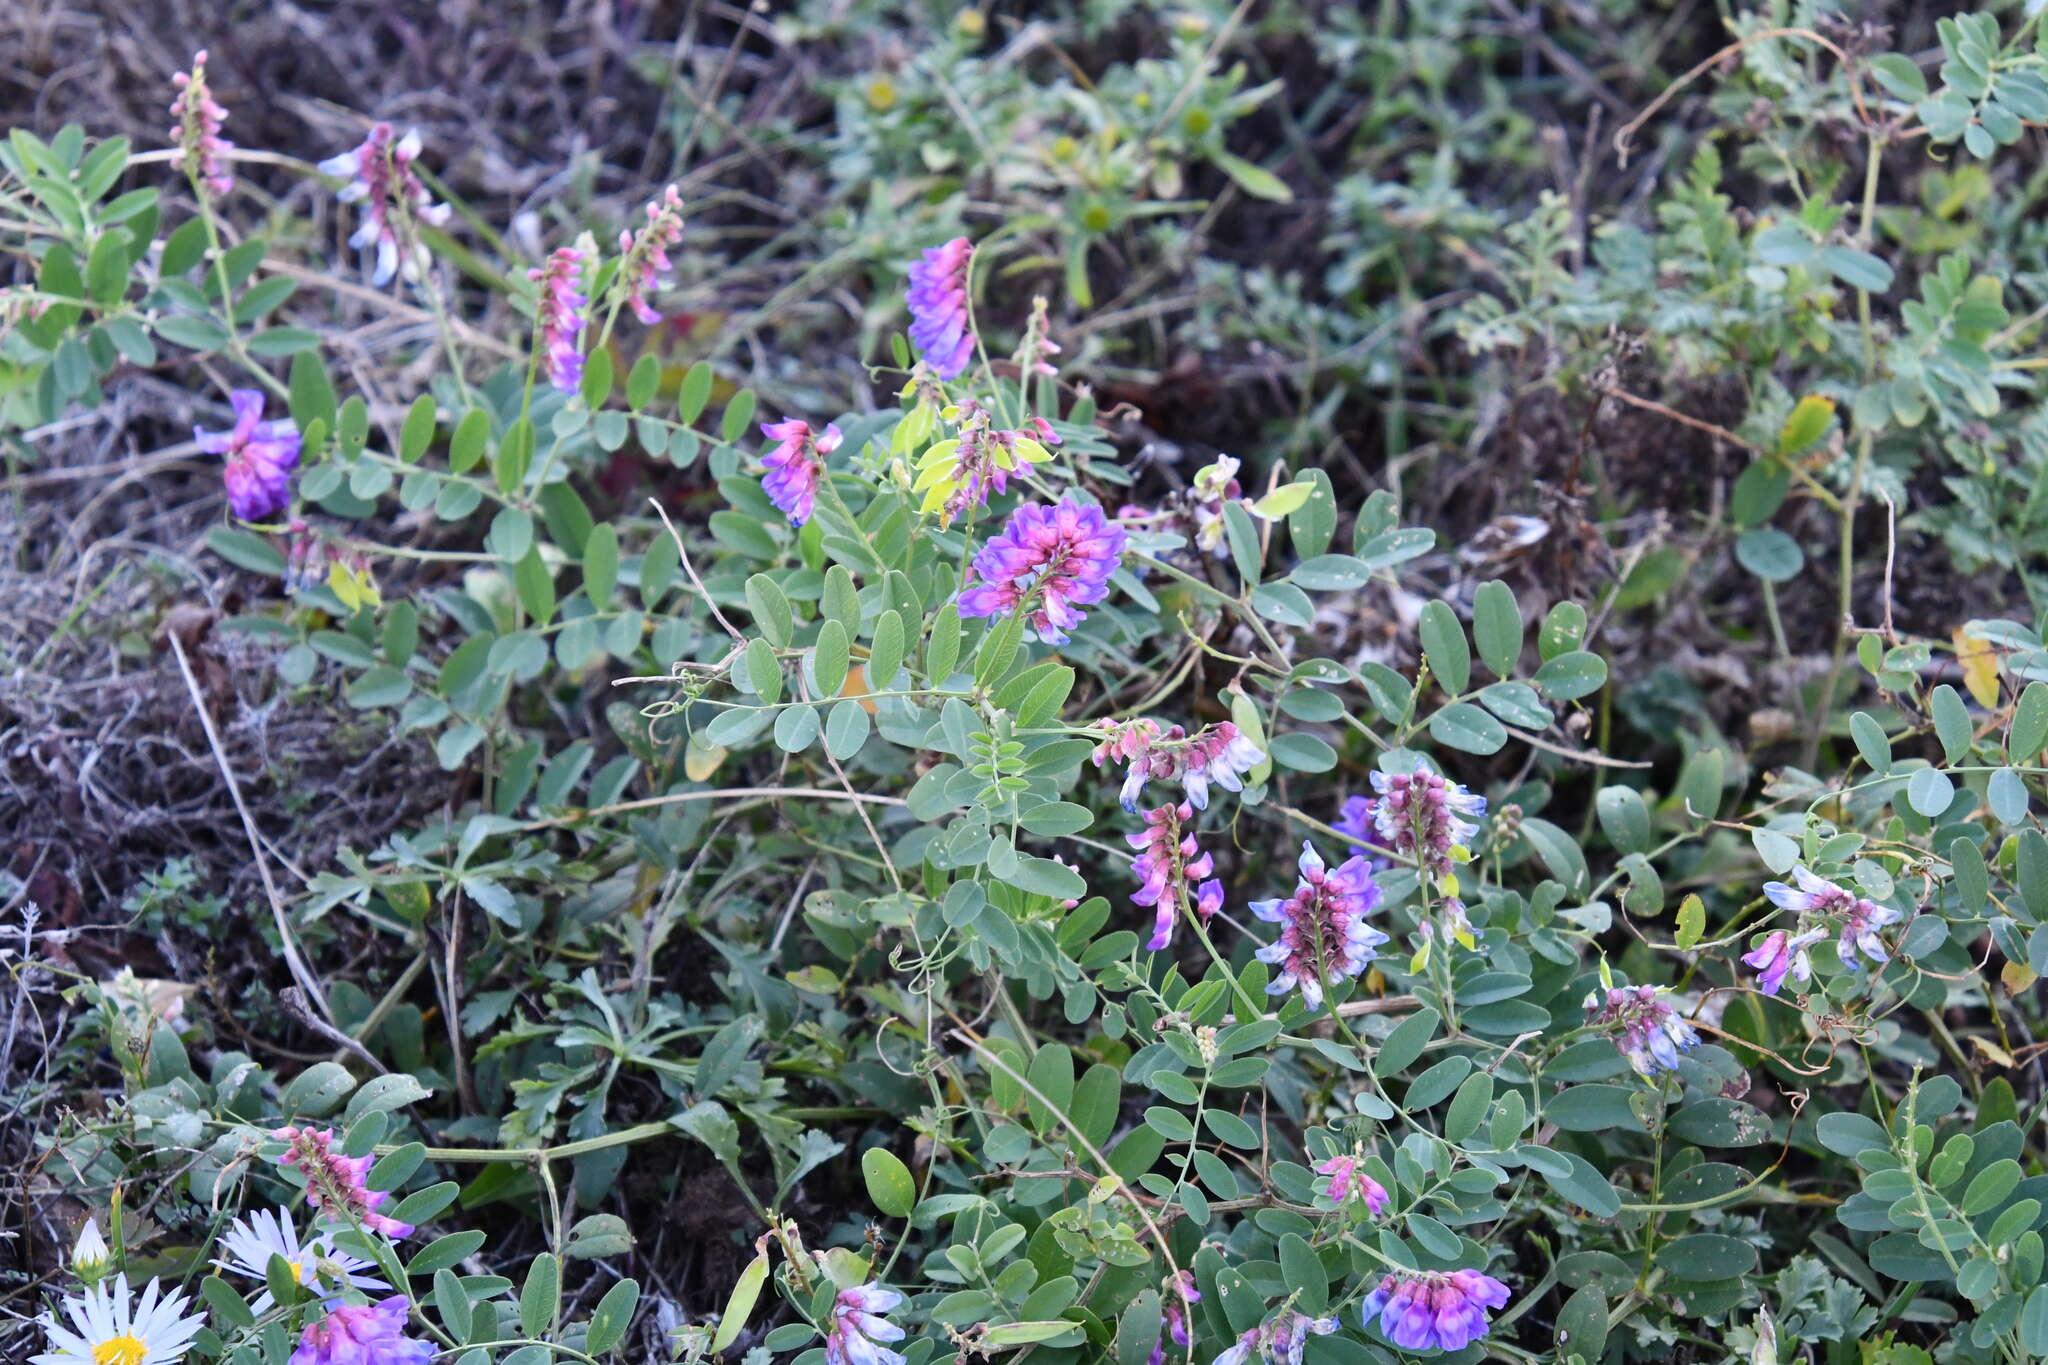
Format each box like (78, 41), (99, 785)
(1953, 625), (2001, 709)
(684, 734), (726, 781)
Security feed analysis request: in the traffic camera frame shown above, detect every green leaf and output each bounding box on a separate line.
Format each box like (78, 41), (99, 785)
(582, 524), (619, 608)
(814, 619), (850, 696)
(432, 1269), (470, 1341)
(288, 351), (337, 439)
(1374, 1008), (1439, 1078)
(862, 1148), (917, 1217)
(1869, 53), (1929, 101)
(744, 639), (782, 704)
(1851, 711), (1893, 774)
(744, 574), (794, 648)
(519, 1253), (561, 1339)
(1429, 702), (1507, 754)
(679, 362), (714, 425)
(1675, 893), (1705, 950)
(1822, 246), (1895, 293)
(1595, 786), (1650, 854)
(1211, 150), (1293, 201)
(721, 389), (758, 444)
(1554, 1285), (1608, 1362)
(710, 1256), (766, 1355)
(1116, 1291), (1164, 1365)
(626, 353), (660, 411)
(1538, 1153), (1621, 1217)
(999, 856), (1086, 901)
(1906, 767), (1955, 817)
(1533, 650), (1606, 701)
(406, 1231), (488, 1278)
(1735, 528), (1803, 583)
(2013, 682), (2048, 762)
(208, 526), (285, 576)
(824, 699), (870, 759)
(587, 1278), (642, 1356)
(1659, 1234), (1757, 1280)
(1419, 600), (1471, 695)
(400, 394), (437, 463)
(449, 408), (490, 473)
(1930, 684), (1972, 764)
(513, 548), (556, 625)
(1471, 580), (1522, 677)
(869, 610), (907, 690)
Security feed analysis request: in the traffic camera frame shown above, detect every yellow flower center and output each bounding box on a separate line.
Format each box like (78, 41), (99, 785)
(289, 1259), (306, 1283)
(93, 1335), (146, 1365)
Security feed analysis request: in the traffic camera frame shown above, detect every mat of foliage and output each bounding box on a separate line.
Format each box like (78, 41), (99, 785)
(8, 6), (2048, 1365)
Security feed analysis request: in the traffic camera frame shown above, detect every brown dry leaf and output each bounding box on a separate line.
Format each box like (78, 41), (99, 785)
(840, 663), (879, 715)
(1954, 625), (2002, 710)
(1967, 1034), (2016, 1068)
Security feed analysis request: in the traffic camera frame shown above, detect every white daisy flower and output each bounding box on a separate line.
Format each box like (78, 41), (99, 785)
(32, 1275), (204, 1365)
(211, 1207), (386, 1310)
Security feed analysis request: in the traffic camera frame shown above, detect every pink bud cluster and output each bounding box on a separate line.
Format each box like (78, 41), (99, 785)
(273, 1126), (416, 1238)
(529, 247), (588, 393)
(616, 185), (685, 325)
(1249, 841), (1388, 1010)
(170, 50), (233, 200)
(759, 418), (842, 528)
(1582, 985), (1700, 1077)
(1094, 719), (1263, 812)
(1129, 801), (1223, 951)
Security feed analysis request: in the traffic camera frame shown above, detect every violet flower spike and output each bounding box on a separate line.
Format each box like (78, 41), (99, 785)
(614, 185), (685, 325)
(1211, 1311), (1339, 1365)
(169, 50), (233, 200)
(825, 1283), (905, 1365)
(273, 1125), (416, 1238)
(906, 236), (975, 379)
(1761, 865), (1902, 971)
(1582, 985), (1700, 1077)
(956, 500), (1126, 644)
(759, 419), (841, 528)
(1248, 841), (1388, 1010)
(1128, 801), (1223, 951)
(1148, 1271), (1201, 1365)
(1367, 761), (1486, 883)
(289, 1296), (432, 1365)
(1101, 720), (1264, 813)
(196, 389), (300, 522)
(529, 247), (588, 394)
(1741, 926), (1826, 995)
(1360, 1269), (1512, 1353)
(318, 124), (451, 286)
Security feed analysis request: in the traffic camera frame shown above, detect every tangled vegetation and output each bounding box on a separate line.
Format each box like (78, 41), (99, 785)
(12, 5), (2048, 1365)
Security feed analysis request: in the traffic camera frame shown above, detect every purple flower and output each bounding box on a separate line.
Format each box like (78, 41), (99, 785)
(196, 390), (300, 522)
(906, 237), (975, 379)
(1741, 926), (1827, 995)
(1333, 794), (1375, 856)
(290, 1296), (432, 1365)
(1583, 985), (1700, 1077)
(911, 397), (1058, 524)
(1366, 762), (1485, 883)
(957, 500), (1126, 644)
(759, 419), (841, 528)
(1096, 720), (1264, 812)
(1249, 842), (1388, 1010)
(826, 1283), (905, 1365)
(1360, 1269), (1511, 1353)
(318, 125), (451, 286)
(615, 185), (685, 325)
(1316, 1153), (1389, 1216)
(1762, 865), (1901, 971)
(1147, 1271), (1200, 1365)
(274, 1126), (415, 1238)
(1212, 1311), (1339, 1365)
(169, 50), (232, 199)
(529, 247), (588, 393)
(1130, 802), (1224, 951)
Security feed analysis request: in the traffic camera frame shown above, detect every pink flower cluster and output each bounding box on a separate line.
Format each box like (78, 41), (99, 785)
(1759, 864), (1902, 977)
(169, 50), (233, 200)
(1249, 841), (1388, 1010)
(290, 1296), (431, 1365)
(530, 247), (588, 393)
(825, 1282), (905, 1365)
(930, 399), (1061, 523)
(319, 124), (452, 286)
(1582, 985), (1700, 1077)
(1129, 801), (1223, 951)
(956, 500), (1126, 644)
(1360, 1269), (1511, 1353)
(1315, 1153), (1389, 1216)
(1093, 719), (1263, 812)
(196, 389), (300, 522)
(1365, 762), (1485, 881)
(616, 184), (684, 325)
(906, 236), (975, 379)
(273, 1125), (416, 1238)
(759, 418), (842, 528)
